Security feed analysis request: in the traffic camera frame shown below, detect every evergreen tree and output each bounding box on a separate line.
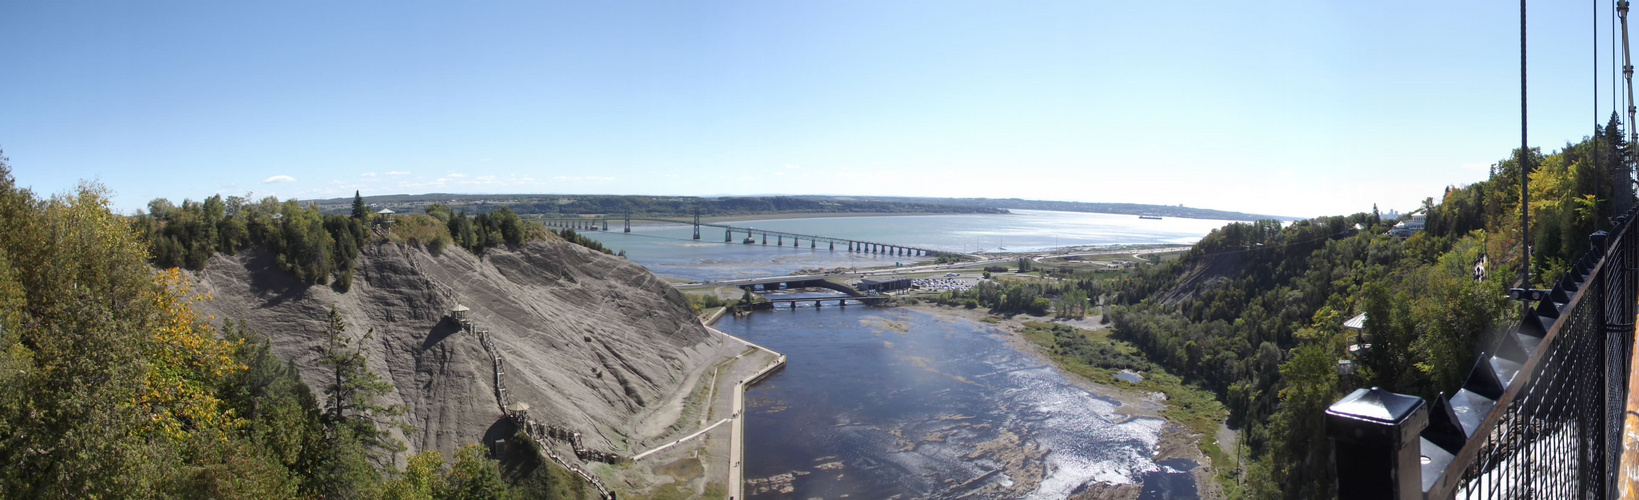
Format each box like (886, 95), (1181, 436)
(315, 304), (403, 499)
(317, 305), (402, 443)
(352, 190), (368, 221)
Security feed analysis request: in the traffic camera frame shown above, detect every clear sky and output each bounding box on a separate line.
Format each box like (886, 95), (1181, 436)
(0, 1), (1627, 218)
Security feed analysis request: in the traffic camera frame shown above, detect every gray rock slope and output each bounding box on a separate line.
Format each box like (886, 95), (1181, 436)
(192, 238), (724, 459)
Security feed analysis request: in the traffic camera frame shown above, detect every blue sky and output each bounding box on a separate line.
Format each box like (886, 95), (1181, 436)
(0, 1), (1626, 217)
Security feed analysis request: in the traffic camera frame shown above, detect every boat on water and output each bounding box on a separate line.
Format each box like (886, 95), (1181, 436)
(1138, 215), (1163, 220)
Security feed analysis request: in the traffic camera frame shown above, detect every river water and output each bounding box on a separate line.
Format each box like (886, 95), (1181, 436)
(578, 210), (1234, 282)
(587, 210), (1228, 498)
(717, 307), (1200, 499)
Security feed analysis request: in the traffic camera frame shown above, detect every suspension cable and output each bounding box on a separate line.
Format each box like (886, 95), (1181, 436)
(1523, 0), (1532, 287)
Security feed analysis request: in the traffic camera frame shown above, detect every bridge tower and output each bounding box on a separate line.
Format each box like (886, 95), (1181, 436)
(725, 229), (733, 242)
(602, 219), (608, 231)
(623, 214), (630, 233)
(829, 241), (834, 251)
(761, 233), (767, 245)
(778, 235), (783, 246)
(692, 211), (701, 240)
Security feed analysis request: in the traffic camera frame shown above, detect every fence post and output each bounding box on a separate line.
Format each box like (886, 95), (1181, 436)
(1327, 387), (1428, 500)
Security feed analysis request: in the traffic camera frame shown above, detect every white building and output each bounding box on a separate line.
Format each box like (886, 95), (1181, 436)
(1387, 213), (1425, 237)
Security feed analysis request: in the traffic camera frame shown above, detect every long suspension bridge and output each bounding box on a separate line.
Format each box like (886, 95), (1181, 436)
(536, 214), (952, 257)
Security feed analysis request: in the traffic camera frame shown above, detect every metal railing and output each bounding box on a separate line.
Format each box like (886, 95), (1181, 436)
(1328, 206), (1639, 499)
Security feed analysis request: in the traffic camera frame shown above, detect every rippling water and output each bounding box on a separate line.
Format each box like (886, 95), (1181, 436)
(718, 307), (1198, 499)
(578, 210), (1234, 281)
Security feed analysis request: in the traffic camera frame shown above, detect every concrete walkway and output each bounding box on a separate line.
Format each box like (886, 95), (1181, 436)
(708, 325), (786, 500)
(631, 418), (733, 462)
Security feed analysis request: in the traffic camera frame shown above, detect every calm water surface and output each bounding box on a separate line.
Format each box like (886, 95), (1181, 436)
(719, 307), (1198, 499)
(579, 210), (1235, 281)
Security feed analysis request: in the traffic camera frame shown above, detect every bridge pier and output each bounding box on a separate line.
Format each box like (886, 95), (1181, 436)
(762, 233), (767, 245)
(778, 235), (783, 246)
(829, 241), (834, 251)
(811, 239), (816, 249)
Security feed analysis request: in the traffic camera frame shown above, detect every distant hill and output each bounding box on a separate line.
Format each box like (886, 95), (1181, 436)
(307, 193), (1290, 222)
(801, 196), (1297, 221)
(307, 193), (1007, 217)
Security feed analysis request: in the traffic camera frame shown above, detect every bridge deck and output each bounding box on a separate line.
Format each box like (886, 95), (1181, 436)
(537, 215), (950, 256)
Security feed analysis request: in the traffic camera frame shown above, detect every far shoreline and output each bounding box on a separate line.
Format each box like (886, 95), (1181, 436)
(539, 208), (1267, 226)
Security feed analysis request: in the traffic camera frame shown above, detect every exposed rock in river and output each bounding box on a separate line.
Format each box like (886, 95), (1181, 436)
(191, 238), (724, 463)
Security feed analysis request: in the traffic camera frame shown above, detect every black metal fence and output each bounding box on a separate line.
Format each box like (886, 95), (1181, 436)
(1328, 207), (1639, 499)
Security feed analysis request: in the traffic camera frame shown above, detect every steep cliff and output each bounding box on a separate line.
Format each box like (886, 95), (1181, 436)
(192, 238), (728, 461)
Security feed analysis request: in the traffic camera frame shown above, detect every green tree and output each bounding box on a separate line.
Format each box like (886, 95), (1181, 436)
(218, 319), (332, 497)
(426, 204), (454, 224)
(384, 450), (445, 500)
(352, 190), (369, 221)
(318, 305), (402, 446)
(440, 444), (509, 500)
(315, 305), (403, 498)
(0, 154), (262, 497)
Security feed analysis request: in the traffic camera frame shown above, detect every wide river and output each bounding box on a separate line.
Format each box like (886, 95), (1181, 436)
(582, 210), (1231, 498)
(719, 307), (1201, 499)
(578, 210), (1235, 282)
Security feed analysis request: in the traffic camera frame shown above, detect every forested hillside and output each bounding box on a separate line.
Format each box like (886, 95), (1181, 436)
(1097, 122), (1629, 497)
(0, 154), (595, 498)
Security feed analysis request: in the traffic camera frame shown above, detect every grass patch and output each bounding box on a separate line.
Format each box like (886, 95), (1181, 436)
(663, 370), (717, 440)
(625, 483), (702, 500)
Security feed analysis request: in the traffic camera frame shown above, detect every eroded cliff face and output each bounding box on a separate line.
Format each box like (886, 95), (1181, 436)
(192, 238), (723, 459)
